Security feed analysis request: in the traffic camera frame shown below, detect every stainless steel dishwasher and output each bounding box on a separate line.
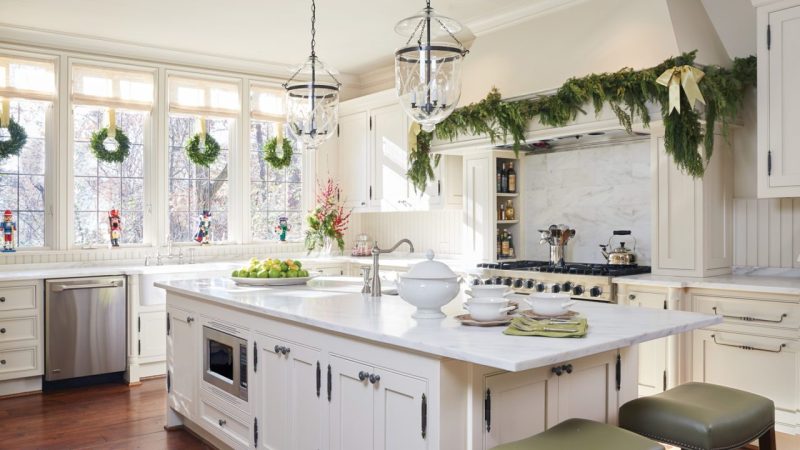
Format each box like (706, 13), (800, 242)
(45, 276), (127, 382)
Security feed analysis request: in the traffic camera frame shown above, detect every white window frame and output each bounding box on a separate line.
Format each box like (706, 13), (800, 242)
(0, 48), (59, 251)
(163, 70), (243, 246)
(66, 57), (158, 249)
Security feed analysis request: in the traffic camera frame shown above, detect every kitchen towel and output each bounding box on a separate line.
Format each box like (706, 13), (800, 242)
(503, 316), (588, 338)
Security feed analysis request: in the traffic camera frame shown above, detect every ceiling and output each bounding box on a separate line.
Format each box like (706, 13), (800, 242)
(0, 0), (582, 76)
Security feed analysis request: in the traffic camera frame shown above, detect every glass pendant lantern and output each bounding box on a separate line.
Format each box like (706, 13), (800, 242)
(394, 0), (468, 132)
(284, 0), (341, 149)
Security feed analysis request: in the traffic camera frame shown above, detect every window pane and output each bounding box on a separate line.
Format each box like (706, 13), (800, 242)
(0, 99), (48, 248)
(249, 120), (303, 242)
(168, 115), (230, 242)
(73, 106), (146, 246)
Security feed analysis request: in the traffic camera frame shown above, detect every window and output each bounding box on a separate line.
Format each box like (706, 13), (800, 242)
(0, 55), (55, 248)
(72, 107), (146, 245)
(71, 64), (153, 246)
(248, 84), (303, 242)
(168, 115), (230, 242)
(0, 99), (48, 247)
(167, 74), (239, 243)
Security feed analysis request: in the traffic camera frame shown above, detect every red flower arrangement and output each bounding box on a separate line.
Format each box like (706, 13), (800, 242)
(305, 178), (351, 254)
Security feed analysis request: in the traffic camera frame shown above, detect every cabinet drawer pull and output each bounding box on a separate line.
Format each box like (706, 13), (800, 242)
(358, 370), (369, 381)
(369, 373), (380, 384)
(712, 307), (788, 324)
(218, 419), (226, 427)
(711, 334), (787, 353)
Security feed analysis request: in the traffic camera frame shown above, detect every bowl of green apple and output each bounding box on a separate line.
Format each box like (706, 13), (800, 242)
(231, 257), (314, 286)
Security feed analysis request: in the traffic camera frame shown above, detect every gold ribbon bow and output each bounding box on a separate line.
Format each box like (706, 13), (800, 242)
(0, 98), (9, 128)
(656, 65), (705, 114)
(408, 122), (421, 154)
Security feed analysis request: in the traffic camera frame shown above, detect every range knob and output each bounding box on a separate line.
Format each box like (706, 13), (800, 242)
(472, 278), (483, 286)
(513, 278), (524, 289)
(494, 276), (504, 285)
(589, 286), (603, 297)
(483, 278), (493, 285)
(572, 285), (585, 296)
(525, 279), (536, 290)
(551, 284), (562, 293)
(535, 282), (546, 293)
(503, 277), (514, 286)
(562, 281), (574, 292)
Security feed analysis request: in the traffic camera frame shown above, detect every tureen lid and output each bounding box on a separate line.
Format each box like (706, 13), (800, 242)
(404, 250), (457, 279)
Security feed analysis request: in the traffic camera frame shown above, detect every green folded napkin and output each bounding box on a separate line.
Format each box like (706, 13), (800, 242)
(503, 316), (588, 338)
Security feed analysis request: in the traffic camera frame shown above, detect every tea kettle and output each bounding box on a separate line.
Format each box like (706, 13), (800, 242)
(600, 230), (637, 266)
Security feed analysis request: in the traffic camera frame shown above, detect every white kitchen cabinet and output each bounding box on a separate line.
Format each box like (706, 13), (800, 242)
(482, 350), (620, 449)
(167, 306), (198, 420)
(756, 1), (800, 197)
(255, 333), (324, 450)
(372, 102), (410, 209)
(651, 125), (732, 276)
(330, 354), (428, 450)
(623, 288), (670, 396)
(0, 281), (43, 383)
(338, 110), (370, 209)
(138, 310), (166, 361)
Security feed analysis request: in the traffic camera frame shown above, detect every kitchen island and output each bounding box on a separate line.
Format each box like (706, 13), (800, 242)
(157, 278), (720, 450)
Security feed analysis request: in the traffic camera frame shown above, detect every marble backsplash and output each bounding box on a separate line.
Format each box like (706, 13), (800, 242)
(523, 139), (652, 265)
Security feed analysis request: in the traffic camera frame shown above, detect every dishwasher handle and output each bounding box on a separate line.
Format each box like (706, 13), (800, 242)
(50, 280), (123, 292)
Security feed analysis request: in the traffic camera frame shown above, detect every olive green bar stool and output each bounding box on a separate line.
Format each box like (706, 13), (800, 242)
(491, 418), (665, 450)
(619, 382), (776, 450)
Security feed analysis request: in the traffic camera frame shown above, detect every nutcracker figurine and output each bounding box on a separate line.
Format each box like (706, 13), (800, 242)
(108, 209), (122, 247)
(194, 210), (211, 245)
(1, 210), (15, 252)
(275, 216), (291, 242)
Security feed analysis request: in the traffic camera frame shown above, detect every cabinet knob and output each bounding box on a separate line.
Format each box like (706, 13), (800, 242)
(369, 373), (381, 384)
(0, 328), (5, 334)
(281, 347), (290, 355)
(563, 364), (573, 374)
(0, 297), (5, 302)
(551, 366), (563, 376)
(218, 419), (226, 427)
(628, 294), (636, 300)
(0, 360), (5, 365)
(274, 345), (281, 354)
(186, 316), (194, 324)
(358, 371), (369, 381)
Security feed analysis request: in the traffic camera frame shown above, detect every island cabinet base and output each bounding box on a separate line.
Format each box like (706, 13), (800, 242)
(165, 291), (639, 450)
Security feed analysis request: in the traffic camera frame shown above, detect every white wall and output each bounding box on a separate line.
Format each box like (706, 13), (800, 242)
(351, 210), (463, 256)
(522, 140), (652, 265)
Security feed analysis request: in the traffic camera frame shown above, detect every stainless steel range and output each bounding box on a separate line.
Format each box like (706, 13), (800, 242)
(475, 261), (651, 303)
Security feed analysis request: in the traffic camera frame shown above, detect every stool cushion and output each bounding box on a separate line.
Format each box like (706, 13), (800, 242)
(491, 418), (664, 450)
(619, 382), (775, 450)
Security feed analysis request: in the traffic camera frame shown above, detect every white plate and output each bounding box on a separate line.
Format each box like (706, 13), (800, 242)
(231, 276), (316, 286)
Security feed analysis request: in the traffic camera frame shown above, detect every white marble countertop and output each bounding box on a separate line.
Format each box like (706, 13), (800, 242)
(0, 253), (478, 282)
(613, 268), (800, 296)
(156, 278), (720, 372)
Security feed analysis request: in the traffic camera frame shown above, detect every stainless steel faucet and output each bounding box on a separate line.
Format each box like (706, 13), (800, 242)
(371, 239), (414, 297)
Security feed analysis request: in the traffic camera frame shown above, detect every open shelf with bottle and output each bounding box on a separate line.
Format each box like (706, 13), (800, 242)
(495, 155), (522, 262)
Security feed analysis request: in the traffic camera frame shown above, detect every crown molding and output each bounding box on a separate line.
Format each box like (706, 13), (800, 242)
(0, 23), (362, 88)
(465, 0), (590, 37)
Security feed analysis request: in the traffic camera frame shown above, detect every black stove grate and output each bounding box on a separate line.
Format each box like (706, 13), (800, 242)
(478, 261), (651, 277)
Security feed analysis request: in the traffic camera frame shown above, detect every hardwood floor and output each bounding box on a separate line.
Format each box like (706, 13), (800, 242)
(0, 379), (209, 450)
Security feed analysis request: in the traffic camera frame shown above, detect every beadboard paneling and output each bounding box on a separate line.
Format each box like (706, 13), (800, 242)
(733, 197), (800, 268)
(353, 210), (463, 255)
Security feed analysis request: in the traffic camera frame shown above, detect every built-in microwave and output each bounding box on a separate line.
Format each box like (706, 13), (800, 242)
(202, 325), (248, 401)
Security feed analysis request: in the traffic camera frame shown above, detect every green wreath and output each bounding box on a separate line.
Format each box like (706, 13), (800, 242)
(89, 127), (130, 163)
(185, 132), (221, 167)
(0, 118), (28, 160)
(263, 137), (294, 169)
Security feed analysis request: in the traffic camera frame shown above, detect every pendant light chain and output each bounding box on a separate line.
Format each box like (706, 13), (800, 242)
(310, 0), (316, 58)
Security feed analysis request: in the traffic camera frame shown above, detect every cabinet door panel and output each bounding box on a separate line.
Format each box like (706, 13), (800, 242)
(627, 291), (668, 396)
(287, 343), (323, 450)
(374, 370), (427, 450)
(139, 311), (167, 359)
(769, 6), (800, 188)
(557, 352), (617, 424)
(693, 330), (799, 427)
(329, 356), (373, 450)
(167, 307), (197, 419)
(338, 112), (369, 208)
(483, 367), (556, 449)
(372, 103), (409, 207)
(256, 335), (288, 450)
(464, 157), (492, 260)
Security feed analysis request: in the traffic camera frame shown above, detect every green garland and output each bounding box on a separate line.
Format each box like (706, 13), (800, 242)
(0, 118), (27, 160)
(89, 127), (130, 163)
(263, 137), (294, 169)
(185, 132), (221, 167)
(410, 51), (757, 192)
